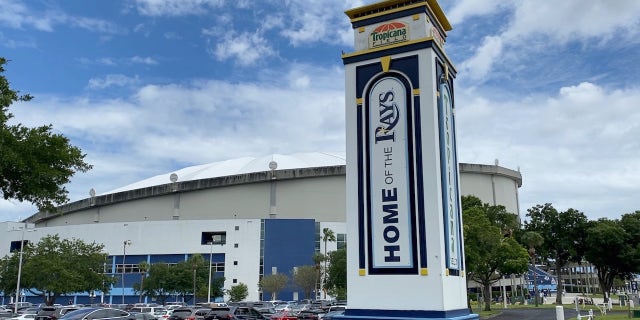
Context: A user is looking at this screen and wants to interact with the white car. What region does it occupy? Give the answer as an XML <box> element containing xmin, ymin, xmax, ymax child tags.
<box><xmin>11</xmin><ymin>314</ymin><xmax>37</xmax><ymax>320</ymax></box>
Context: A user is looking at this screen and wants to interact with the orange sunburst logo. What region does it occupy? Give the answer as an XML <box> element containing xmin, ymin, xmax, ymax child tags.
<box><xmin>369</xmin><ymin>21</ymin><xmax>409</xmax><ymax>48</ymax></box>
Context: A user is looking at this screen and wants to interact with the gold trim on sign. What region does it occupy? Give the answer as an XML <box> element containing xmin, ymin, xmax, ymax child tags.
<box><xmin>359</xmin><ymin>269</ymin><xmax>366</xmax><ymax>276</ymax></box>
<box><xmin>356</xmin><ymin>98</ymin><xmax>363</xmax><ymax>105</ymax></box>
<box><xmin>420</xmin><ymin>268</ymin><xmax>428</xmax><ymax>276</ymax></box>
<box><xmin>380</xmin><ymin>56</ymin><xmax>391</xmax><ymax>73</ymax></box>
<box><xmin>413</xmin><ymin>89</ymin><xmax>420</xmax><ymax>96</ymax></box>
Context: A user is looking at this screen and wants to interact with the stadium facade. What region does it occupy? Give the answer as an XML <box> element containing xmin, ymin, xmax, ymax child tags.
<box><xmin>0</xmin><ymin>152</ymin><xmax>521</xmax><ymax>305</ymax></box>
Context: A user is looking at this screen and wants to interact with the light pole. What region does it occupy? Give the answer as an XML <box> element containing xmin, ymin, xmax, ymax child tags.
<box><xmin>14</xmin><ymin>223</ymin><xmax>26</xmax><ymax>314</ymax></box>
<box><xmin>122</xmin><ymin>240</ymin><xmax>132</xmax><ymax>304</ymax></box>
<box><xmin>207</xmin><ymin>236</ymin><xmax>214</xmax><ymax>303</ymax></box>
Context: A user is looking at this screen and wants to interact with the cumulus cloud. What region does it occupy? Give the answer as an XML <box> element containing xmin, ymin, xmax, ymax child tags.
<box><xmin>87</xmin><ymin>74</ymin><xmax>141</xmax><ymax>90</ymax></box>
<box><xmin>451</xmin><ymin>0</ymin><xmax>640</xmax><ymax>83</ymax></box>
<box><xmin>0</xmin><ymin>1</ymin><xmax>121</xmax><ymax>34</ymax></box>
<box><xmin>130</xmin><ymin>56</ymin><xmax>158</xmax><ymax>65</ymax></box>
<box><xmin>133</xmin><ymin>0</ymin><xmax>224</xmax><ymax>16</ymax></box>
<box><xmin>206</xmin><ymin>30</ymin><xmax>275</xmax><ymax>66</ymax></box>
<box><xmin>458</xmin><ymin>36</ymin><xmax>502</xmax><ymax>81</ymax></box>
<box><xmin>455</xmin><ymin>82</ymin><xmax>640</xmax><ymax>218</ymax></box>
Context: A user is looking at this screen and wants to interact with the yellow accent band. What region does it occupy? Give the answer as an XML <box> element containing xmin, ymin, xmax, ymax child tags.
<box><xmin>445</xmin><ymin>64</ymin><xmax>449</xmax><ymax>81</ymax></box>
<box><xmin>413</xmin><ymin>14</ymin><xmax>420</xmax><ymax>21</ymax></box>
<box><xmin>359</xmin><ymin>269</ymin><xmax>366</xmax><ymax>276</ymax></box>
<box><xmin>356</xmin><ymin>98</ymin><xmax>363</xmax><ymax>105</ymax></box>
<box><xmin>420</xmin><ymin>268</ymin><xmax>428</xmax><ymax>276</ymax></box>
<box><xmin>345</xmin><ymin>0</ymin><xmax>451</xmax><ymax>32</ymax></box>
<box><xmin>413</xmin><ymin>89</ymin><xmax>420</xmax><ymax>96</ymax></box>
<box><xmin>342</xmin><ymin>37</ymin><xmax>457</xmax><ymax>73</ymax></box>
<box><xmin>445</xmin><ymin>269</ymin><xmax>450</xmax><ymax>276</ymax></box>
<box><xmin>461</xmin><ymin>270</ymin><xmax>465</xmax><ymax>277</ymax></box>
<box><xmin>380</xmin><ymin>56</ymin><xmax>391</xmax><ymax>73</ymax></box>
<box><xmin>358</xmin><ymin>26</ymin><xmax>365</xmax><ymax>33</ymax></box>
<box><xmin>436</xmin><ymin>91</ymin><xmax>440</xmax><ymax>97</ymax></box>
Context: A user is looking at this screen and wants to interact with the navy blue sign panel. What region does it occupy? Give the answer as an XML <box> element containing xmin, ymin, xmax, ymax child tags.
<box><xmin>437</xmin><ymin>69</ymin><xmax>463</xmax><ymax>275</ymax></box>
<box><xmin>355</xmin><ymin>55</ymin><xmax>426</xmax><ymax>275</ymax></box>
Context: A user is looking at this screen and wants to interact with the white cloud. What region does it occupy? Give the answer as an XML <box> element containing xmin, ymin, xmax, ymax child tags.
<box><xmin>451</xmin><ymin>0</ymin><xmax>640</xmax><ymax>82</ymax></box>
<box><xmin>458</xmin><ymin>36</ymin><xmax>502</xmax><ymax>81</ymax></box>
<box><xmin>504</xmin><ymin>1</ymin><xmax>640</xmax><ymax>44</ymax></box>
<box><xmin>446</xmin><ymin>0</ymin><xmax>511</xmax><ymax>25</ymax></box>
<box><xmin>133</xmin><ymin>0</ymin><xmax>224</xmax><ymax>16</ymax></box>
<box><xmin>0</xmin><ymin>1</ymin><xmax>121</xmax><ymax>34</ymax></box>
<box><xmin>130</xmin><ymin>56</ymin><xmax>158</xmax><ymax>65</ymax></box>
<box><xmin>208</xmin><ymin>30</ymin><xmax>275</xmax><ymax>66</ymax></box>
<box><xmin>87</xmin><ymin>74</ymin><xmax>140</xmax><ymax>89</ymax></box>
<box><xmin>456</xmin><ymin>82</ymin><xmax>640</xmax><ymax>218</ymax></box>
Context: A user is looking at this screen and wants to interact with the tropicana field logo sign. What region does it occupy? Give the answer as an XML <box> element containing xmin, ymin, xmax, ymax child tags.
<box><xmin>369</xmin><ymin>21</ymin><xmax>409</xmax><ymax>48</ymax></box>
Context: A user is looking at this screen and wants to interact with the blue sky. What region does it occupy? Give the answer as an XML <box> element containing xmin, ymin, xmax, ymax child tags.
<box><xmin>1</xmin><ymin>0</ymin><xmax>640</xmax><ymax>222</ymax></box>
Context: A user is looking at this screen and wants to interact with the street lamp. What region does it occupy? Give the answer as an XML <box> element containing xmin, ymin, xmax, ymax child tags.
<box><xmin>207</xmin><ymin>236</ymin><xmax>214</xmax><ymax>303</ymax></box>
<box><xmin>14</xmin><ymin>224</ymin><xmax>26</xmax><ymax>314</ymax></box>
<box><xmin>122</xmin><ymin>240</ymin><xmax>132</xmax><ymax>304</ymax></box>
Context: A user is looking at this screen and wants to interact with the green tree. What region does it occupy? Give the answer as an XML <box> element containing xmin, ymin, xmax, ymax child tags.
<box><xmin>136</xmin><ymin>263</ymin><xmax>174</xmax><ymax>305</ymax></box>
<box><xmin>585</xmin><ymin>211</ymin><xmax>640</xmax><ymax>302</ymax></box>
<box><xmin>0</xmin><ymin>234</ymin><xmax>114</xmax><ymax>305</ymax></box>
<box><xmin>227</xmin><ymin>283</ymin><xmax>248</xmax><ymax>302</ymax></box>
<box><xmin>324</xmin><ymin>248</ymin><xmax>346</xmax><ymax>300</ymax></box>
<box><xmin>172</xmin><ymin>255</ymin><xmax>209</xmax><ymax>303</ymax></box>
<box><xmin>259</xmin><ymin>273</ymin><xmax>288</xmax><ymax>300</ymax></box>
<box><xmin>321</xmin><ymin>228</ymin><xmax>336</xmax><ymax>299</ymax></box>
<box><xmin>293</xmin><ymin>265</ymin><xmax>317</xmax><ymax>299</ymax></box>
<box><xmin>462</xmin><ymin>195</ymin><xmax>529</xmax><ymax>311</ymax></box>
<box><xmin>524</xmin><ymin>203</ymin><xmax>589</xmax><ymax>305</ymax></box>
<box><xmin>0</xmin><ymin>57</ymin><xmax>91</xmax><ymax>212</ymax></box>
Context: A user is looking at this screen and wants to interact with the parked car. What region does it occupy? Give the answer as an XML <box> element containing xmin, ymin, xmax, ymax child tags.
<box><xmin>295</xmin><ymin>310</ymin><xmax>321</xmax><ymax>320</ymax></box>
<box><xmin>268</xmin><ymin>311</ymin><xmax>297</xmax><ymax>320</ymax></box>
<box><xmin>129</xmin><ymin>312</ymin><xmax>157</xmax><ymax>320</ymax></box>
<box><xmin>152</xmin><ymin>310</ymin><xmax>171</xmax><ymax>320</ymax></box>
<box><xmin>10</xmin><ymin>315</ymin><xmax>37</xmax><ymax>320</ymax></box>
<box><xmin>319</xmin><ymin>310</ymin><xmax>343</xmax><ymax>320</ymax></box>
<box><xmin>128</xmin><ymin>308</ymin><xmax>165</xmax><ymax>317</ymax></box>
<box><xmin>36</xmin><ymin>306</ymin><xmax>80</xmax><ymax>320</ymax></box>
<box><xmin>203</xmin><ymin>307</ymin><xmax>266</xmax><ymax>320</ymax></box>
<box><xmin>59</xmin><ymin>308</ymin><xmax>133</xmax><ymax>320</ymax></box>
<box><xmin>18</xmin><ymin>308</ymin><xmax>40</xmax><ymax>316</ymax></box>
<box><xmin>0</xmin><ymin>306</ymin><xmax>14</xmax><ymax>318</ymax></box>
<box><xmin>167</xmin><ymin>308</ymin><xmax>209</xmax><ymax>320</ymax></box>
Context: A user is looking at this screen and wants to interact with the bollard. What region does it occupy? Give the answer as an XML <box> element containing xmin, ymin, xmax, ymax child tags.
<box><xmin>555</xmin><ymin>306</ymin><xmax>564</xmax><ymax>320</ymax></box>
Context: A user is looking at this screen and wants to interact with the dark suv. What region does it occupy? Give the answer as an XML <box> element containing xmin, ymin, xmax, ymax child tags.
<box><xmin>167</xmin><ymin>308</ymin><xmax>210</xmax><ymax>320</ymax></box>
<box><xmin>204</xmin><ymin>307</ymin><xmax>266</xmax><ymax>320</ymax></box>
<box><xmin>36</xmin><ymin>307</ymin><xmax>81</xmax><ymax>320</ymax></box>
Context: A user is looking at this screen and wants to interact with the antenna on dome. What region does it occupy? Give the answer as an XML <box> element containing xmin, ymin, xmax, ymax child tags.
<box><xmin>89</xmin><ymin>188</ymin><xmax>96</xmax><ymax>206</ymax></box>
<box><xmin>269</xmin><ymin>161</ymin><xmax>278</xmax><ymax>219</ymax></box>
<box><xmin>170</xmin><ymin>173</ymin><xmax>179</xmax><ymax>192</ymax></box>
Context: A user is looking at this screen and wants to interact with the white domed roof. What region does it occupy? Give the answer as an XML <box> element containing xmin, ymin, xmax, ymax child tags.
<box><xmin>106</xmin><ymin>152</ymin><xmax>346</xmax><ymax>194</ymax></box>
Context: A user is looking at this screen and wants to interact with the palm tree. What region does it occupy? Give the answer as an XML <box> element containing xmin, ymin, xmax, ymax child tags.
<box><xmin>312</xmin><ymin>252</ymin><xmax>324</xmax><ymax>300</ymax></box>
<box><xmin>138</xmin><ymin>261</ymin><xmax>149</xmax><ymax>303</ymax></box>
<box><xmin>322</xmin><ymin>228</ymin><xmax>336</xmax><ymax>299</ymax></box>
<box><xmin>522</xmin><ymin>231</ymin><xmax>544</xmax><ymax>306</ymax></box>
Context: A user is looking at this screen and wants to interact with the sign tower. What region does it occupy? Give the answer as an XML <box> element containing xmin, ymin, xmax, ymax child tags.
<box><xmin>342</xmin><ymin>1</ymin><xmax>477</xmax><ymax>319</ymax></box>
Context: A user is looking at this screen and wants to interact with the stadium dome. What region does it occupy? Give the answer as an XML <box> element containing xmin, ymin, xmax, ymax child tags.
<box><xmin>2</xmin><ymin>152</ymin><xmax>522</xmax><ymax>305</ymax></box>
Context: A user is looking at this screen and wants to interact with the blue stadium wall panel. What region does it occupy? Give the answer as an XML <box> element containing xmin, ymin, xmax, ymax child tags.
<box><xmin>263</xmin><ymin>219</ymin><xmax>316</xmax><ymax>301</ymax></box>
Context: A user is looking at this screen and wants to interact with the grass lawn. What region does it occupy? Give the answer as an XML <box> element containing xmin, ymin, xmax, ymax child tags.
<box><xmin>472</xmin><ymin>300</ymin><xmax>639</xmax><ymax>319</ymax></box>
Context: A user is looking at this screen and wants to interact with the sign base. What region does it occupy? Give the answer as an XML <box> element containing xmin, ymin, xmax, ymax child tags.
<box><xmin>337</xmin><ymin>309</ymin><xmax>479</xmax><ymax>320</ymax></box>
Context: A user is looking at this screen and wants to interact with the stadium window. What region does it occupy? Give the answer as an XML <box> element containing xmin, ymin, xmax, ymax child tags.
<box><xmin>233</xmin><ymin>279</ymin><xmax>238</xmax><ymax>283</ymax></box>
<box><xmin>234</xmin><ymin>243</ymin><xmax>239</xmax><ymax>248</ymax></box>
<box><xmin>201</xmin><ymin>232</ymin><xmax>226</xmax><ymax>245</ymax></box>
<box><xmin>235</xmin><ymin>225</ymin><xmax>239</xmax><ymax>231</ymax></box>
<box><xmin>234</xmin><ymin>261</ymin><xmax>238</xmax><ymax>266</ymax></box>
